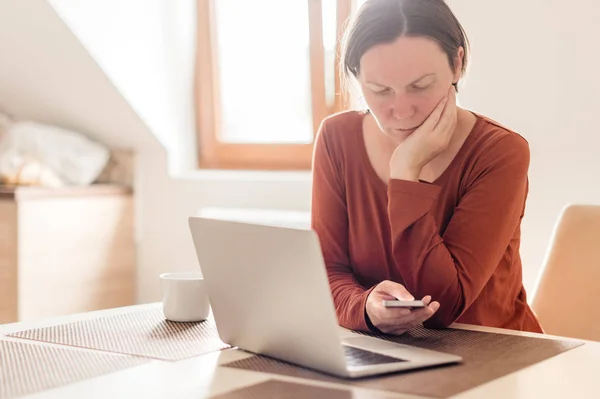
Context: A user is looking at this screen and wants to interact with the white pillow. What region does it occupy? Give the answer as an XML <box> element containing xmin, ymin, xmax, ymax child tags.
<box><xmin>0</xmin><ymin>117</ymin><xmax>110</xmax><ymax>186</ymax></box>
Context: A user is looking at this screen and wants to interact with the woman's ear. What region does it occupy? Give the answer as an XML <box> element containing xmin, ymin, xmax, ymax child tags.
<box><xmin>453</xmin><ymin>46</ymin><xmax>465</xmax><ymax>83</ymax></box>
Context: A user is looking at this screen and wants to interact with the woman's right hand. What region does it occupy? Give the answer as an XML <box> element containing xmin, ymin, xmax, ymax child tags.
<box><xmin>365</xmin><ymin>280</ymin><xmax>440</xmax><ymax>335</ymax></box>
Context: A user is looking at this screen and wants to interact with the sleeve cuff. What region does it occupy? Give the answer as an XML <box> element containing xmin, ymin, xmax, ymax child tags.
<box><xmin>386</xmin><ymin>179</ymin><xmax>441</xmax><ymax>242</ymax></box>
<box><xmin>355</xmin><ymin>285</ymin><xmax>378</xmax><ymax>332</ymax></box>
<box><xmin>388</xmin><ymin>179</ymin><xmax>441</xmax><ymax>200</ymax></box>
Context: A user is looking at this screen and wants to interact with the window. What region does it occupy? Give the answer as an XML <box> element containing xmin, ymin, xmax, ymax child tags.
<box><xmin>195</xmin><ymin>0</ymin><xmax>356</xmax><ymax>170</ymax></box>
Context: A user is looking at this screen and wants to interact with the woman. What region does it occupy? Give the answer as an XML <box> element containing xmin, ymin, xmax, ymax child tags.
<box><xmin>311</xmin><ymin>0</ymin><xmax>543</xmax><ymax>335</ymax></box>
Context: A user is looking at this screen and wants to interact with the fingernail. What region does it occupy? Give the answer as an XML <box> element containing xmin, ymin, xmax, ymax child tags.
<box><xmin>431</xmin><ymin>302</ymin><xmax>440</xmax><ymax>311</ymax></box>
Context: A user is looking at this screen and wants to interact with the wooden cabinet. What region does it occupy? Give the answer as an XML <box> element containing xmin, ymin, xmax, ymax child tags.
<box><xmin>0</xmin><ymin>185</ymin><xmax>135</xmax><ymax>323</ymax></box>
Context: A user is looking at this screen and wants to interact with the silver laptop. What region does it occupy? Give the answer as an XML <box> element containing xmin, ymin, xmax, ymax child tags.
<box><xmin>188</xmin><ymin>216</ymin><xmax>462</xmax><ymax>379</ymax></box>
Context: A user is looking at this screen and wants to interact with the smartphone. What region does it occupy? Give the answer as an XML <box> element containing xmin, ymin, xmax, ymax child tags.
<box><xmin>382</xmin><ymin>300</ymin><xmax>426</xmax><ymax>308</ymax></box>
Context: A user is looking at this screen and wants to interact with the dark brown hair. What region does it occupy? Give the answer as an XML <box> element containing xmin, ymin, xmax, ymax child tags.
<box><xmin>340</xmin><ymin>0</ymin><xmax>470</xmax><ymax>90</ymax></box>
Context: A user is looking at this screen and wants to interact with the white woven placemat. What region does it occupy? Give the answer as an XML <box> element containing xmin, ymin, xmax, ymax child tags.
<box><xmin>0</xmin><ymin>339</ymin><xmax>147</xmax><ymax>399</ymax></box>
<box><xmin>8</xmin><ymin>304</ymin><xmax>230</xmax><ymax>361</ymax></box>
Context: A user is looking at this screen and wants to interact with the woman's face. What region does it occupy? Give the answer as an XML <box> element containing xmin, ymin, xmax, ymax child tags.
<box><xmin>358</xmin><ymin>36</ymin><xmax>462</xmax><ymax>142</ymax></box>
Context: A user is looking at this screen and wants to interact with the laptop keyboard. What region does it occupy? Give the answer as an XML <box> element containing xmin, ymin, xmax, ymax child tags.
<box><xmin>342</xmin><ymin>345</ymin><xmax>407</xmax><ymax>367</ymax></box>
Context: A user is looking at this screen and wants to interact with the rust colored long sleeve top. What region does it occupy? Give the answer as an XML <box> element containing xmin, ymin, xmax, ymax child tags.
<box><xmin>311</xmin><ymin>110</ymin><xmax>543</xmax><ymax>333</ymax></box>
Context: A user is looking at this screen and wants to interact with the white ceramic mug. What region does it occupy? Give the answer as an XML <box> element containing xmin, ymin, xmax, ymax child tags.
<box><xmin>159</xmin><ymin>272</ymin><xmax>211</xmax><ymax>322</ymax></box>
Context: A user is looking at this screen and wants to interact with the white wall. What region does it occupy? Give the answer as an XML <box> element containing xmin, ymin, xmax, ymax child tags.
<box><xmin>449</xmin><ymin>0</ymin><xmax>600</xmax><ymax>289</ymax></box>
<box><xmin>136</xmin><ymin>148</ymin><xmax>311</xmax><ymax>303</ymax></box>
<box><xmin>1</xmin><ymin>0</ymin><xmax>598</xmax><ymax>305</ymax></box>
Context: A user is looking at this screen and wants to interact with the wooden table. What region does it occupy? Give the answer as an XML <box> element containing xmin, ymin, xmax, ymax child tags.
<box><xmin>1</xmin><ymin>303</ymin><xmax>599</xmax><ymax>399</ymax></box>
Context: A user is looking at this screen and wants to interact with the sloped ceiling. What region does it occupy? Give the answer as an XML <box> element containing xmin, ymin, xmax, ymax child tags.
<box><xmin>0</xmin><ymin>0</ymin><xmax>155</xmax><ymax>149</ymax></box>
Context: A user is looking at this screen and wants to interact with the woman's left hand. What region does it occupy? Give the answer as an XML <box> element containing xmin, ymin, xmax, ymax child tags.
<box><xmin>389</xmin><ymin>85</ymin><xmax>458</xmax><ymax>181</ymax></box>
